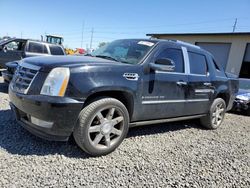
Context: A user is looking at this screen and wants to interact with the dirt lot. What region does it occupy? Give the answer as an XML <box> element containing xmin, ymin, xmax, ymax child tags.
<box><xmin>0</xmin><ymin>76</ymin><xmax>249</xmax><ymax>187</ymax></box>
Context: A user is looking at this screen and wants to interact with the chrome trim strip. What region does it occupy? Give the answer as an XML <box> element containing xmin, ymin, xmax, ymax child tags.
<box><xmin>155</xmin><ymin>71</ymin><xmax>186</xmax><ymax>75</ymax></box>
<box><xmin>181</xmin><ymin>46</ymin><xmax>190</xmax><ymax>74</ymax></box>
<box><xmin>19</xmin><ymin>61</ymin><xmax>40</xmax><ymax>71</ymax></box>
<box><xmin>189</xmin><ymin>73</ymin><xmax>207</xmax><ymax>77</ymax></box>
<box><xmin>24</xmin><ymin>72</ymin><xmax>38</xmax><ymax>94</ymax></box>
<box><xmin>195</xmin><ymin>89</ymin><xmax>214</xmax><ymax>93</ymax></box>
<box><xmin>142</xmin><ymin>99</ymin><xmax>209</xmax><ymax>104</ymax></box>
<box><xmin>176</xmin><ymin>40</ymin><xmax>201</xmax><ymax>49</ymax></box>
<box><xmin>130</xmin><ymin>114</ymin><xmax>206</xmax><ymax>127</ymax></box>
<box><xmin>216</xmin><ymin>76</ymin><xmax>227</xmax><ymax>79</ymax></box>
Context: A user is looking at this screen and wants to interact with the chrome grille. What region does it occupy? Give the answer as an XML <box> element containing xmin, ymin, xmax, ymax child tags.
<box><xmin>12</xmin><ymin>63</ymin><xmax>39</xmax><ymax>94</ymax></box>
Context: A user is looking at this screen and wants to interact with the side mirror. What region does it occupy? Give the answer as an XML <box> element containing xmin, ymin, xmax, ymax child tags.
<box><xmin>150</xmin><ymin>58</ymin><xmax>175</xmax><ymax>72</ymax></box>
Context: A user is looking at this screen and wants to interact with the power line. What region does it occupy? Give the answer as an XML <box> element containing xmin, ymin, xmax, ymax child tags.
<box><xmin>56</xmin><ymin>17</ymin><xmax>246</xmax><ymax>34</ymax></box>
<box><xmin>232</xmin><ymin>18</ymin><xmax>238</xmax><ymax>32</ymax></box>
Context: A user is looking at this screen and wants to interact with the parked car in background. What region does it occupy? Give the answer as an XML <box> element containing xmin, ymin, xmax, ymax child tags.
<box><xmin>9</xmin><ymin>39</ymin><xmax>238</xmax><ymax>156</ymax></box>
<box><xmin>232</xmin><ymin>78</ymin><xmax>250</xmax><ymax>115</ymax></box>
<box><xmin>1</xmin><ymin>61</ymin><xmax>19</xmax><ymax>83</ymax></box>
<box><xmin>0</xmin><ymin>38</ymin><xmax>65</xmax><ymax>68</ymax></box>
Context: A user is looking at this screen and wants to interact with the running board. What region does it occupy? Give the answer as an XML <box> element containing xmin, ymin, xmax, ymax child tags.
<box><xmin>129</xmin><ymin>114</ymin><xmax>206</xmax><ymax>127</ymax></box>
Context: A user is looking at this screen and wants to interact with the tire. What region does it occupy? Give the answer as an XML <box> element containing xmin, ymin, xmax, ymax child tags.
<box><xmin>200</xmin><ymin>98</ymin><xmax>226</xmax><ymax>129</ymax></box>
<box><xmin>73</xmin><ymin>97</ymin><xmax>129</xmax><ymax>156</ymax></box>
<box><xmin>3</xmin><ymin>79</ymin><xmax>9</xmax><ymax>84</ymax></box>
<box><xmin>245</xmin><ymin>107</ymin><xmax>250</xmax><ymax>116</ymax></box>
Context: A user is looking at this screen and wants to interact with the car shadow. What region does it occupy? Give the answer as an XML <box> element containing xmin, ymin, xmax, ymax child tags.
<box><xmin>228</xmin><ymin>110</ymin><xmax>250</xmax><ymax>117</ymax></box>
<box><xmin>127</xmin><ymin>119</ymin><xmax>201</xmax><ymax>138</ymax></box>
<box><xmin>0</xmin><ymin>109</ymin><xmax>91</xmax><ymax>158</ymax></box>
<box><xmin>0</xmin><ymin>82</ymin><xmax>8</xmax><ymax>93</ymax></box>
<box><xmin>0</xmin><ymin>108</ymin><xmax>203</xmax><ymax>158</ymax></box>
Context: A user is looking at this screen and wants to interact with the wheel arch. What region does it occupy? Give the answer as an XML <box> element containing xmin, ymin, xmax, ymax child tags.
<box><xmin>83</xmin><ymin>90</ymin><xmax>134</xmax><ymax>119</ymax></box>
<box><xmin>215</xmin><ymin>92</ymin><xmax>230</xmax><ymax>107</ymax></box>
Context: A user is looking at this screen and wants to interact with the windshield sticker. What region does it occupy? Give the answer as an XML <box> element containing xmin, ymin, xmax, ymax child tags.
<box><xmin>138</xmin><ymin>41</ymin><xmax>154</xmax><ymax>47</ymax></box>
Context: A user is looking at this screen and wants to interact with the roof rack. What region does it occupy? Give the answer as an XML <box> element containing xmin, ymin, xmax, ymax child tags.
<box><xmin>170</xmin><ymin>39</ymin><xmax>201</xmax><ymax>49</ymax></box>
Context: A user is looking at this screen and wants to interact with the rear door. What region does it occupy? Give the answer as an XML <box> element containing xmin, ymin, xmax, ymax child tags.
<box><xmin>25</xmin><ymin>41</ymin><xmax>49</xmax><ymax>57</ymax></box>
<box><xmin>185</xmin><ymin>51</ymin><xmax>213</xmax><ymax>115</ymax></box>
<box><xmin>49</xmin><ymin>45</ymin><xmax>65</xmax><ymax>55</ymax></box>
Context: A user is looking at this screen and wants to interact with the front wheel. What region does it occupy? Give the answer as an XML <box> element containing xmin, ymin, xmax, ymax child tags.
<box><xmin>73</xmin><ymin>97</ymin><xmax>129</xmax><ymax>156</ymax></box>
<box><xmin>200</xmin><ymin>98</ymin><xmax>226</xmax><ymax>129</ymax></box>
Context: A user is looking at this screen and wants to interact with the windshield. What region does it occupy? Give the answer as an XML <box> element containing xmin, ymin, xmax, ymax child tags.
<box><xmin>0</xmin><ymin>38</ymin><xmax>13</xmax><ymax>45</ymax></box>
<box><xmin>91</xmin><ymin>39</ymin><xmax>156</xmax><ymax>64</ymax></box>
<box><xmin>239</xmin><ymin>79</ymin><xmax>250</xmax><ymax>90</ymax></box>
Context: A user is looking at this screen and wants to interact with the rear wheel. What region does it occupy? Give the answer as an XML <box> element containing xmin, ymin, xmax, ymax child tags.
<box><xmin>73</xmin><ymin>97</ymin><xmax>129</xmax><ymax>156</ymax></box>
<box><xmin>245</xmin><ymin>107</ymin><xmax>250</xmax><ymax>116</ymax></box>
<box><xmin>200</xmin><ymin>98</ymin><xmax>226</xmax><ymax>129</ymax></box>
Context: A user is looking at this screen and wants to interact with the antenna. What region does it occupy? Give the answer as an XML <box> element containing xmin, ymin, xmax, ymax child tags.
<box><xmin>232</xmin><ymin>18</ymin><xmax>237</xmax><ymax>32</ymax></box>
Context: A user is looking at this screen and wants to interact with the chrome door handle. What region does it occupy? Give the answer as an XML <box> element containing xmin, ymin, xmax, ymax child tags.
<box><xmin>176</xmin><ymin>81</ymin><xmax>187</xmax><ymax>86</ymax></box>
<box><xmin>204</xmin><ymin>82</ymin><xmax>212</xmax><ymax>87</ymax></box>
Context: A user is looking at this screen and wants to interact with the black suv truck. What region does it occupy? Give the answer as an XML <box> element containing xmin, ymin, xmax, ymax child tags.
<box><xmin>0</xmin><ymin>38</ymin><xmax>65</xmax><ymax>69</ymax></box>
<box><xmin>0</xmin><ymin>38</ymin><xmax>65</xmax><ymax>83</ymax></box>
<box><xmin>9</xmin><ymin>39</ymin><xmax>238</xmax><ymax>156</ymax></box>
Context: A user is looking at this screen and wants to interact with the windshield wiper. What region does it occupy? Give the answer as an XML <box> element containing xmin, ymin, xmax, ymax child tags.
<box><xmin>95</xmin><ymin>55</ymin><xmax>119</xmax><ymax>62</ymax></box>
<box><xmin>84</xmin><ymin>53</ymin><xmax>93</xmax><ymax>56</ymax></box>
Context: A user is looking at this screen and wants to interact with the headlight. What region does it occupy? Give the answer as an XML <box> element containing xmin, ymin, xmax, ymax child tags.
<box><xmin>40</xmin><ymin>67</ymin><xmax>70</xmax><ymax>97</ymax></box>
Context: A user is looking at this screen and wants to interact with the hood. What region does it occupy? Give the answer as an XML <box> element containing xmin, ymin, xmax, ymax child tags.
<box><xmin>21</xmin><ymin>55</ymin><xmax>123</xmax><ymax>71</ymax></box>
<box><xmin>0</xmin><ymin>38</ymin><xmax>15</xmax><ymax>46</ymax></box>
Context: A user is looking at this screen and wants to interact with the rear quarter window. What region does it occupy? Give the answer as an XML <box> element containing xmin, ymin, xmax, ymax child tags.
<box><xmin>49</xmin><ymin>45</ymin><xmax>64</xmax><ymax>55</ymax></box>
<box><xmin>188</xmin><ymin>52</ymin><xmax>207</xmax><ymax>75</ymax></box>
<box><xmin>27</xmin><ymin>42</ymin><xmax>48</xmax><ymax>54</ymax></box>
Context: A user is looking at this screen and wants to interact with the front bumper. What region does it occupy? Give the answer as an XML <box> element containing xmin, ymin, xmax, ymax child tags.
<box><xmin>9</xmin><ymin>88</ymin><xmax>84</xmax><ymax>141</ymax></box>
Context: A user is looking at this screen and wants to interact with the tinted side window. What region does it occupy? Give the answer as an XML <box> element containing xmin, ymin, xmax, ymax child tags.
<box><xmin>188</xmin><ymin>52</ymin><xmax>207</xmax><ymax>75</ymax></box>
<box><xmin>5</xmin><ymin>41</ymin><xmax>19</xmax><ymax>51</ymax></box>
<box><xmin>156</xmin><ymin>48</ymin><xmax>184</xmax><ymax>73</ymax></box>
<box><xmin>28</xmin><ymin>42</ymin><xmax>48</xmax><ymax>54</ymax></box>
<box><xmin>49</xmin><ymin>45</ymin><xmax>64</xmax><ymax>55</ymax></box>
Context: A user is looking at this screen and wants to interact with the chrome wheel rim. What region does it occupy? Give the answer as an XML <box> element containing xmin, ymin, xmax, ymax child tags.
<box><xmin>88</xmin><ymin>107</ymin><xmax>124</xmax><ymax>149</ymax></box>
<box><xmin>212</xmin><ymin>103</ymin><xmax>225</xmax><ymax>127</ymax></box>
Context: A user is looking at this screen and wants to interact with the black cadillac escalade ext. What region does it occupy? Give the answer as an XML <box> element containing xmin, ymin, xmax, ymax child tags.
<box><xmin>9</xmin><ymin>39</ymin><xmax>238</xmax><ymax>156</ymax></box>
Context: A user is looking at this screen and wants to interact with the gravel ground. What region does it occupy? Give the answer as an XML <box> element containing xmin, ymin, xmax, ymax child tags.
<box><xmin>0</xmin><ymin>77</ymin><xmax>249</xmax><ymax>187</ymax></box>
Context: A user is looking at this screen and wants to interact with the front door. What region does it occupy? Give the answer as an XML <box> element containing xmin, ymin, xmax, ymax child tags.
<box><xmin>139</xmin><ymin>47</ymin><xmax>189</xmax><ymax>121</ymax></box>
<box><xmin>0</xmin><ymin>40</ymin><xmax>25</xmax><ymax>68</ymax></box>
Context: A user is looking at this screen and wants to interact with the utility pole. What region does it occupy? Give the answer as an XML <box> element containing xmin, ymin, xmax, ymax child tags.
<box><xmin>232</xmin><ymin>18</ymin><xmax>237</xmax><ymax>32</ymax></box>
<box><xmin>90</xmin><ymin>28</ymin><xmax>94</xmax><ymax>50</ymax></box>
<box><xmin>81</xmin><ymin>21</ymin><xmax>85</xmax><ymax>48</ymax></box>
<box><xmin>86</xmin><ymin>44</ymin><xmax>89</xmax><ymax>52</ymax></box>
<box><xmin>21</xmin><ymin>32</ymin><xmax>22</xmax><ymax>39</ymax></box>
<box><xmin>44</xmin><ymin>32</ymin><xmax>47</xmax><ymax>42</ymax></box>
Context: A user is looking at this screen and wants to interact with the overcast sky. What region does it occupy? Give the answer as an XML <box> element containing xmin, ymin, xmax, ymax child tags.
<box><xmin>0</xmin><ymin>0</ymin><xmax>249</xmax><ymax>49</ymax></box>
